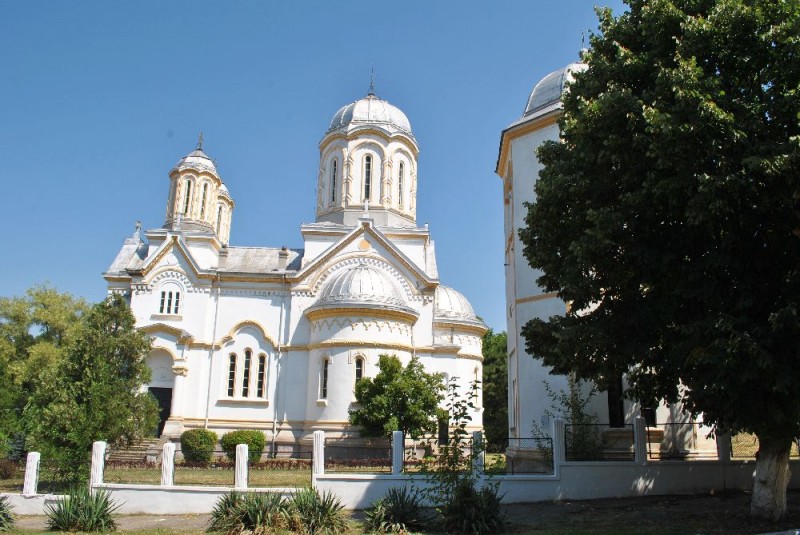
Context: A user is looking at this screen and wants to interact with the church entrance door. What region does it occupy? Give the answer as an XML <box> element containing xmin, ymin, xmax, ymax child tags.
<box><xmin>149</xmin><ymin>387</ymin><xmax>173</xmax><ymax>437</ymax></box>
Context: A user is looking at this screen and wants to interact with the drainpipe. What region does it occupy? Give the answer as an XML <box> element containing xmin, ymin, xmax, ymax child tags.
<box><xmin>204</xmin><ymin>272</ymin><xmax>222</xmax><ymax>429</ymax></box>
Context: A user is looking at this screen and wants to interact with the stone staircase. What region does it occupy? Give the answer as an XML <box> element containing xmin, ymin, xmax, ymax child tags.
<box><xmin>106</xmin><ymin>437</ymin><xmax>162</xmax><ymax>464</ymax></box>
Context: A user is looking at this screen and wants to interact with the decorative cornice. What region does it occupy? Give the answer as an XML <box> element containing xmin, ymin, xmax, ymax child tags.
<box><xmin>496</xmin><ymin>111</ymin><xmax>560</xmax><ymax>177</ymax></box>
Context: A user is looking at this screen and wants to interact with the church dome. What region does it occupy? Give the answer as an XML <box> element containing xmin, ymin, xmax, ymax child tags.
<box><xmin>219</xmin><ymin>182</ymin><xmax>231</xmax><ymax>198</ymax></box>
<box><xmin>175</xmin><ymin>147</ymin><xmax>218</xmax><ymax>175</ymax></box>
<box><xmin>523</xmin><ymin>62</ymin><xmax>587</xmax><ymax>117</ymax></box>
<box><xmin>434</xmin><ymin>286</ymin><xmax>485</xmax><ymax>328</ymax></box>
<box><xmin>309</xmin><ymin>263</ymin><xmax>417</xmax><ymax>317</ymax></box>
<box><xmin>329</xmin><ymin>93</ymin><xmax>413</xmax><ymax>135</ymax></box>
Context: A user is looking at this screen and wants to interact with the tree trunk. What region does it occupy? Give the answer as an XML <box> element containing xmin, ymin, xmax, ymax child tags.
<box><xmin>750</xmin><ymin>434</ymin><xmax>792</xmax><ymax>521</ymax></box>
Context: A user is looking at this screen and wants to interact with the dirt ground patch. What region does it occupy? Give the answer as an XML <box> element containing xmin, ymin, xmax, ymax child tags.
<box><xmin>11</xmin><ymin>490</ymin><xmax>800</xmax><ymax>534</ymax></box>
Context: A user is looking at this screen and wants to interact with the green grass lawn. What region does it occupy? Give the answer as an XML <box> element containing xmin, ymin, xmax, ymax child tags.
<box><xmin>102</xmin><ymin>465</ymin><xmax>311</xmax><ymax>487</ymax></box>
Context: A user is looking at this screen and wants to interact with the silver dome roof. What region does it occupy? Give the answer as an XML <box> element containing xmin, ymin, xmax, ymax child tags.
<box><xmin>309</xmin><ymin>263</ymin><xmax>417</xmax><ymax>317</ymax></box>
<box><xmin>523</xmin><ymin>62</ymin><xmax>587</xmax><ymax>117</ymax></box>
<box><xmin>329</xmin><ymin>94</ymin><xmax>413</xmax><ymax>136</ymax></box>
<box><xmin>175</xmin><ymin>148</ymin><xmax>218</xmax><ymax>175</ymax></box>
<box><xmin>434</xmin><ymin>286</ymin><xmax>485</xmax><ymax>328</ymax></box>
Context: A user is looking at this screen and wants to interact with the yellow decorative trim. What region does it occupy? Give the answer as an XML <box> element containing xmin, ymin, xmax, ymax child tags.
<box><xmin>432</xmin><ymin>322</ymin><xmax>488</xmax><ymax>336</ymax></box>
<box><xmin>515</xmin><ymin>292</ymin><xmax>559</xmax><ymax>305</ymax></box>
<box><xmin>218</xmin><ymin>320</ymin><xmax>278</xmax><ymax>348</ymax></box>
<box><xmin>496</xmin><ymin>112</ymin><xmax>560</xmax><ymax>177</ymax></box>
<box><xmin>319</xmin><ymin>129</ymin><xmax>419</xmax><ymax>156</ymax></box>
<box><xmin>306</xmin><ymin>340</ymin><xmax>414</xmax><ymax>352</ymax></box>
<box><xmin>150</xmin><ymin>345</ymin><xmax>181</xmax><ymax>363</ymax></box>
<box><xmin>306</xmin><ymin>307</ymin><xmax>418</xmax><ymax>324</ymax></box>
<box><xmin>141</xmin><ymin>324</ymin><xmax>195</xmax><ymax>345</ymax></box>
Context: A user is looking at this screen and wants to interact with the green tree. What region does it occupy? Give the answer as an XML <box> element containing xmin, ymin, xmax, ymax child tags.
<box><xmin>0</xmin><ymin>286</ymin><xmax>88</xmax><ymax>453</ymax></box>
<box><xmin>481</xmin><ymin>329</ymin><xmax>508</xmax><ymax>448</ymax></box>
<box><xmin>25</xmin><ymin>294</ymin><xmax>158</xmax><ymax>483</ymax></box>
<box><xmin>349</xmin><ymin>355</ymin><xmax>444</xmax><ymax>439</ymax></box>
<box><xmin>519</xmin><ymin>0</ymin><xmax>800</xmax><ymax>521</ymax></box>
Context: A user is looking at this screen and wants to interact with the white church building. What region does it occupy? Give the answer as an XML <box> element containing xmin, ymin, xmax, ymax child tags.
<box><xmin>105</xmin><ymin>87</ymin><xmax>487</xmax><ymax>451</ymax></box>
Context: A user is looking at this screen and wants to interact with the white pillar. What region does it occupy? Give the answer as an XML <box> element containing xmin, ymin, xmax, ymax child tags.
<box><xmin>89</xmin><ymin>441</ymin><xmax>107</xmax><ymax>490</ymax></box>
<box><xmin>552</xmin><ymin>417</ymin><xmax>566</xmax><ymax>466</ymax></box>
<box><xmin>391</xmin><ymin>431</ymin><xmax>404</xmax><ymax>475</ymax></box>
<box><xmin>235</xmin><ymin>444</ymin><xmax>249</xmax><ymax>489</ymax></box>
<box><xmin>22</xmin><ymin>452</ymin><xmax>40</xmax><ymax>496</ymax></box>
<box><xmin>717</xmin><ymin>432</ymin><xmax>732</xmax><ymax>462</ymax></box>
<box><xmin>161</xmin><ymin>442</ymin><xmax>176</xmax><ymax>486</ymax></box>
<box><xmin>313</xmin><ymin>430</ymin><xmax>325</xmax><ymax>476</ymax></box>
<box><xmin>634</xmin><ymin>416</ymin><xmax>648</xmax><ymax>465</ymax></box>
<box><xmin>472</xmin><ymin>431</ymin><xmax>484</xmax><ymax>474</ymax></box>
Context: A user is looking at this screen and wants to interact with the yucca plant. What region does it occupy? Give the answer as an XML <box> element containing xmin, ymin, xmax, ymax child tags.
<box><xmin>0</xmin><ymin>496</ymin><xmax>15</xmax><ymax>532</ymax></box>
<box><xmin>208</xmin><ymin>491</ymin><xmax>288</xmax><ymax>534</ymax></box>
<box><xmin>363</xmin><ymin>487</ymin><xmax>432</xmax><ymax>533</ymax></box>
<box><xmin>45</xmin><ymin>487</ymin><xmax>120</xmax><ymax>532</ymax></box>
<box><xmin>287</xmin><ymin>488</ymin><xmax>347</xmax><ymax>534</ymax></box>
<box><xmin>438</xmin><ymin>480</ymin><xmax>505</xmax><ymax>535</ymax></box>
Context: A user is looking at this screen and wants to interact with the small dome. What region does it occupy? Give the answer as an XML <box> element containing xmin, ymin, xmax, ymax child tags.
<box><xmin>310</xmin><ymin>263</ymin><xmax>417</xmax><ymax>317</ymax></box>
<box><xmin>434</xmin><ymin>286</ymin><xmax>485</xmax><ymax>328</ymax></box>
<box><xmin>219</xmin><ymin>182</ymin><xmax>231</xmax><ymax>198</ymax></box>
<box><xmin>176</xmin><ymin>148</ymin><xmax>218</xmax><ymax>175</ymax></box>
<box><xmin>329</xmin><ymin>94</ymin><xmax>413</xmax><ymax>136</ymax></box>
<box><xmin>523</xmin><ymin>62</ymin><xmax>587</xmax><ymax>117</ymax></box>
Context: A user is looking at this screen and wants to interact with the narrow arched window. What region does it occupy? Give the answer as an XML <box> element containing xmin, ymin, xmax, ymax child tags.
<box><xmin>242</xmin><ymin>349</ymin><xmax>252</xmax><ymax>397</ymax></box>
<box><xmin>166</xmin><ymin>291</ymin><xmax>173</xmax><ymax>313</ymax></box>
<box><xmin>355</xmin><ymin>357</ymin><xmax>364</xmax><ymax>383</ymax></box>
<box><xmin>257</xmin><ymin>354</ymin><xmax>267</xmax><ymax>398</ymax></box>
<box><xmin>363</xmin><ymin>155</ymin><xmax>372</xmax><ymax>201</ymax></box>
<box><xmin>321</xmin><ymin>359</ymin><xmax>329</xmax><ymax>399</ymax></box>
<box><xmin>227</xmin><ymin>354</ymin><xmax>237</xmax><ymax>397</ymax></box>
<box><xmin>159</xmin><ymin>291</ymin><xmax>166</xmax><ymax>314</ymax></box>
<box><xmin>216</xmin><ymin>206</ymin><xmax>223</xmax><ymax>234</ymax></box>
<box><xmin>172</xmin><ymin>291</ymin><xmax>180</xmax><ymax>314</ymax></box>
<box><xmin>200</xmin><ymin>183</ymin><xmax>208</xmax><ymax>219</ymax></box>
<box><xmin>183</xmin><ymin>180</ymin><xmax>192</xmax><ymax>215</ymax></box>
<box><xmin>398</xmin><ymin>162</ymin><xmax>404</xmax><ymax>207</ymax></box>
<box><xmin>330</xmin><ymin>160</ymin><xmax>338</xmax><ymax>204</ymax></box>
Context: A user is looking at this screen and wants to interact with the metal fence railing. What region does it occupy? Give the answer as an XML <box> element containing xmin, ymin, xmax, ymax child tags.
<box><xmin>402</xmin><ymin>436</ymin><xmax>474</xmax><ymax>473</ymax></box>
<box><xmin>323</xmin><ymin>437</ymin><xmax>391</xmax><ymax>473</ymax></box>
<box><xmin>730</xmin><ymin>434</ymin><xmax>800</xmax><ymax>460</ymax></box>
<box><xmin>646</xmin><ymin>422</ymin><xmax>718</xmax><ymax>460</ymax></box>
<box><xmin>485</xmin><ymin>437</ymin><xmax>554</xmax><ymax>474</ymax></box>
<box><xmin>565</xmin><ymin>423</ymin><xmax>635</xmax><ymax>461</ymax></box>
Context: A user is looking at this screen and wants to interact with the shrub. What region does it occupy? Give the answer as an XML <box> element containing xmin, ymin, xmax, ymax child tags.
<box><xmin>0</xmin><ymin>496</ymin><xmax>15</xmax><ymax>532</ymax></box>
<box><xmin>363</xmin><ymin>486</ymin><xmax>432</xmax><ymax>533</ymax></box>
<box><xmin>221</xmin><ymin>430</ymin><xmax>266</xmax><ymax>463</ymax></box>
<box><xmin>0</xmin><ymin>460</ymin><xmax>17</xmax><ymax>480</ymax></box>
<box><xmin>287</xmin><ymin>488</ymin><xmax>347</xmax><ymax>534</ymax></box>
<box><xmin>45</xmin><ymin>487</ymin><xmax>120</xmax><ymax>532</ymax></box>
<box><xmin>181</xmin><ymin>429</ymin><xmax>218</xmax><ymax>465</ymax></box>
<box><xmin>208</xmin><ymin>491</ymin><xmax>288</xmax><ymax>534</ymax></box>
<box><xmin>438</xmin><ymin>480</ymin><xmax>505</xmax><ymax>535</ymax></box>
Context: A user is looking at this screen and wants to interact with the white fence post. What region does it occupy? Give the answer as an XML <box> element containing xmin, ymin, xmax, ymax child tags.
<box><xmin>89</xmin><ymin>441</ymin><xmax>107</xmax><ymax>491</ymax></box>
<box><xmin>552</xmin><ymin>417</ymin><xmax>566</xmax><ymax>467</ymax></box>
<box><xmin>235</xmin><ymin>444</ymin><xmax>249</xmax><ymax>489</ymax></box>
<box><xmin>22</xmin><ymin>451</ymin><xmax>40</xmax><ymax>496</ymax></box>
<box><xmin>313</xmin><ymin>430</ymin><xmax>325</xmax><ymax>477</ymax></box>
<box><xmin>392</xmin><ymin>431</ymin><xmax>404</xmax><ymax>475</ymax></box>
<box><xmin>472</xmin><ymin>430</ymin><xmax>484</xmax><ymax>474</ymax></box>
<box><xmin>161</xmin><ymin>442</ymin><xmax>176</xmax><ymax>486</ymax></box>
<box><xmin>634</xmin><ymin>416</ymin><xmax>648</xmax><ymax>465</ymax></box>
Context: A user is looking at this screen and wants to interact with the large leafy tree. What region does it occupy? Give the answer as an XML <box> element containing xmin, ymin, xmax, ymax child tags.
<box><xmin>0</xmin><ymin>286</ymin><xmax>88</xmax><ymax>453</ymax></box>
<box><xmin>520</xmin><ymin>0</ymin><xmax>800</xmax><ymax>521</ymax></box>
<box><xmin>481</xmin><ymin>329</ymin><xmax>508</xmax><ymax>447</ymax></box>
<box><xmin>25</xmin><ymin>294</ymin><xmax>158</xmax><ymax>483</ymax></box>
<box><xmin>349</xmin><ymin>354</ymin><xmax>444</xmax><ymax>439</ymax></box>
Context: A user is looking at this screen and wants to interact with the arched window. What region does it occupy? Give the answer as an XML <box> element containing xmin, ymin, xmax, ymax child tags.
<box><xmin>330</xmin><ymin>160</ymin><xmax>338</xmax><ymax>204</ymax></box>
<box><xmin>200</xmin><ymin>183</ymin><xmax>209</xmax><ymax>219</ymax></box>
<box><xmin>183</xmin><ymin>180</ymin><xmax>192</xmax><ymax>215</ymax></box>
<box><xmin>321</xmin><ymin>359</ymin><xmax>329</xmax><ymax>399</ymax></box>
<box><xmin>216</xmin><ymin>206</ymin><xmax>223</xmax><ymax>234</ymax></box>
<box><xmin>397</xmin><ymin>162</ymin><xmax>404</xmax><ymax>207</ymax></box>
<box><xmin>227</xmin><ymin>354</ymin><xmax>237</xmax><ymax>397</ymax></box>
<box><xmin>256</xmin><ymin>354</ymin><xmax>267</xmax><ymax>398</ymax></box>
<box><xmin>158</xmin><ymin>287</ymin><xmax>181</xmax><ymax>314</ymax></box>
<box><xmin>355</xmin><ymin>356</ymin><xmax>364</xmax><ymax>383</ymax></box>
<box><xmin>242</xmin><ymin>349</ymin><xmax>252</xmax><ymax>397</ymax></box>
<box><xmin>363</xmin><ymin>155</ymin><xmax>372</xmax><ymax>201</ymax></box>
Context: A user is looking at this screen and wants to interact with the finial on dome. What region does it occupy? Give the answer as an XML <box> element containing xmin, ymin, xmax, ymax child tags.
<box><xmin>133</xmin><ymin>220</ymin><xmax>142</xmax><ymax>241</ymax></box>
<box><xmin>367</xmin><ymin>66</ymin><xmax>376</xmax><ymax>97</ymax></box>
<box><xmin>579</xmin><ymin>31</ymin><xmax>589</xmax><ymax>59</ymax></box>
<box><xmin>196</xmin><ymin>131</ymin><xmax>204</xmax><ymax>150</ymax></box>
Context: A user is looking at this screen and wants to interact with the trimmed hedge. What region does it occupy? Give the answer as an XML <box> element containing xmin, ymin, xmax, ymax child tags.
<box><xmin>180</xmin><ymin>429</ymin><xmax>217</xmax><ymax>465</ymax></box>
<box><xmin>221</xmin><ymin>430</ymin><xmax>266</xmax><ymax>463</ymax></box>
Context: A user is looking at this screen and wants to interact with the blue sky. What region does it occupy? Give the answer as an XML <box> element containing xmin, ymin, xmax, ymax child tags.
<box><xmin>0</xmin><ymin>1</ymin><xmax>625</xmax><ymax>332</ymax></box>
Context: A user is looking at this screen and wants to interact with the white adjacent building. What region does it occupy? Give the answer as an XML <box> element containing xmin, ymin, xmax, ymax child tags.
<box><xmin>105</xmin><ymin>88</ymin><xmax>486</xmax><ymax>451</ymax></box>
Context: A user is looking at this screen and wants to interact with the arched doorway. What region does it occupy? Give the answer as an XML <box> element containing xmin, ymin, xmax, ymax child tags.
<box><xmin>148</xmin><ymin>350</ymin><xmax>176</xmax><ymax>437</ymax></box>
